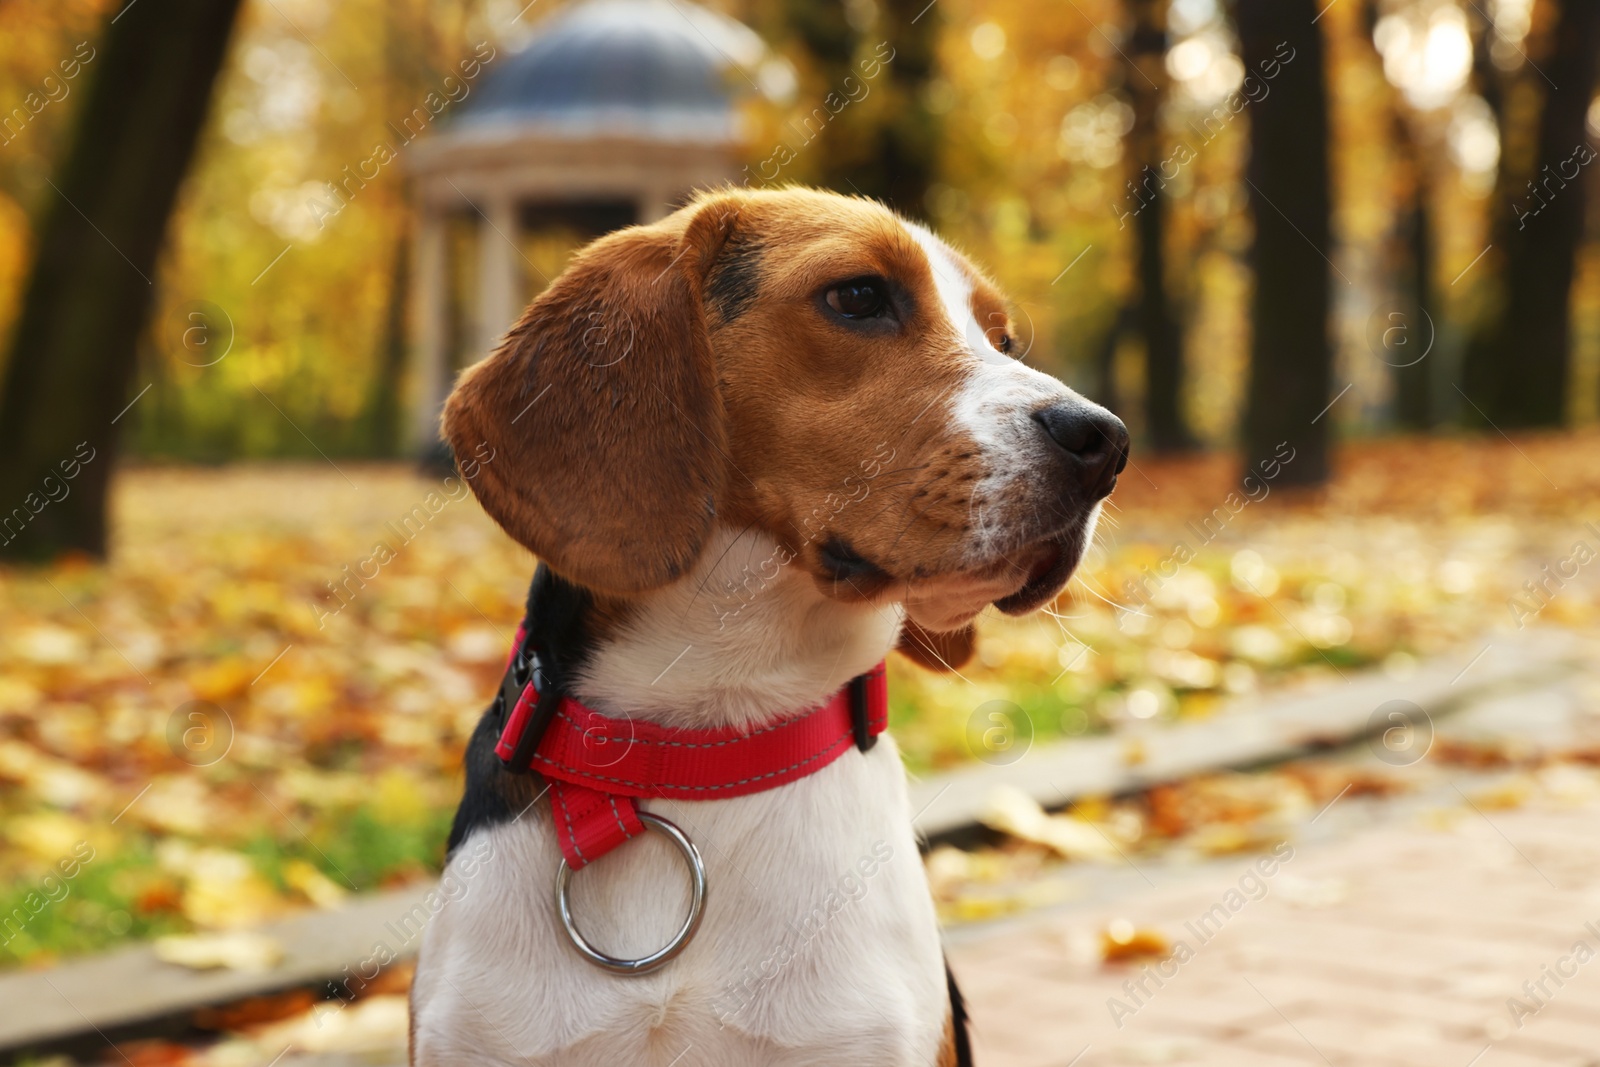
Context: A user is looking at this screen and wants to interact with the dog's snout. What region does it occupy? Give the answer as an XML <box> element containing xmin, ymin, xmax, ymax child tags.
<box><xmin>1032</xmin><ymin>402</ymin><xmax>1130</xmax><ymax>497</ymax></box>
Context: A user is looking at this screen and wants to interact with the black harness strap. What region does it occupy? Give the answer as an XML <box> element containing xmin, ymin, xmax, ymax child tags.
<box><xmin>849</xmin><ymin>672</ymin><xmax>878</xmax><ymax>753</ymax></box>
<box><xmin>946</xmin><ymin>961</ymin><xmax>974</xmax><ymax>1066</ymax></box>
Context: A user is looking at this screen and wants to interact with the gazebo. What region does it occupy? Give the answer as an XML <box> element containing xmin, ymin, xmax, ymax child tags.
<box><xmin>404</xmin><ymin>0</ymin><xmax>769</xmax><ymax>455</ymax></box>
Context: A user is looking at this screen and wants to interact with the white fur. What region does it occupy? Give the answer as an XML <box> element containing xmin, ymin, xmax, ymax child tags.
<box><xmin>411</xmin><ymin>528</ymin><xmax>946</xmax><ymax>1066</ymax></box>
<box><xmin>903</xmin><ymin>220</ymin><xmax>1094</xmax><ymax>563</ymax></box>
<box><xmin>579</xmin><ymin>530</ymin><xmax>904</xmax><ymax>731</ymax></box>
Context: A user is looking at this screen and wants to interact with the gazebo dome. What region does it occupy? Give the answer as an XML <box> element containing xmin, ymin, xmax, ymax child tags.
<box><xmin>405</xmin><ymin>0</ymin><xmax>771</xmax><ymax>458</ymax></box>
<box><xmin>453</xmin><ymin>0</ymin><xmax>764</xmax><ymax>144</ymax></box>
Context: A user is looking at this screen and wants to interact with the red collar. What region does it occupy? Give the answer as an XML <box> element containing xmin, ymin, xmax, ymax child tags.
<box><xmin>493</xmin><ymin>626</ymin><xmax>888</xmax><ymax>869</ymax></box>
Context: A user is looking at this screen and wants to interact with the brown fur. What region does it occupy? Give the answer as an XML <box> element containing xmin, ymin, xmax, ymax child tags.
<box><xmin>700</xmin><ymin>192</ymin><xmax>1009</xmax><ymax>604</ymax></box>
<box><xmin>442</xmin><ymin>201</ymin><xmax>737</xmax><ymax>596</ymax></box>
<box><xmin>937</xmin><ymin>1013</ymin><xmax>960</xmax><ymax>1067</ymax></box>
<box><xmin>897</xmin><ymin>618</ymin><xmax>978</xmax><ymax>671</ymax></box>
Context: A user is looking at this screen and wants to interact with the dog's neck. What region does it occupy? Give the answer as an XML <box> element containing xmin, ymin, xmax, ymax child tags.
<box><xmin>560</xmin><ymin>527</ymin><xmax>904</xmax><ymax>731</ymax></box>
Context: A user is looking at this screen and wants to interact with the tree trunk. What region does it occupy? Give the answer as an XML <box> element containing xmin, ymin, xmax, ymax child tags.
<box><xmin>781</xmin><ymin>0</ymin><xmax>938</xmax><ymax>218</ymax></box>
<box><xmin>1393</xmin><ymin>185</ymin><xmax>1435</xmax><ymax>428</ymax></box>
<box><xmin>1092</xmin><ymin>305</ymin><xmax>1135</xmax><ymax>414</ymax></box>
<box><xmin>1125</xmin><ymin>0</ymin><xmax>1195</xmax><ymax>452</ymax></box>
<box><xmin>363</xmin><ymin>235</ymin><xmax>410</xmax><ymax>457</ymax></box>
<box><xmin>873</xmin><ymin>0</ymin><xmax>939</xmax><ymax>218</ymax></box>
<box><xmin>0</xmin><ymin>0</ymin><xmax>244</xmax><ymax>562</ymax></box>
<box><xmin>1237</xmin><ymin>0</ymin><xmax>1333</xmax><ymax>486</ymax></box>
<box><xmin>781</xmin><ymin>0</ymin><xmax>857</xmax><ymax>83</ymax></box>
<box><xmin>1460</xmin><ymin>0</ymin><xmax>1600</xmax><ymax>428</ymax></box>
<box><xmin>1389</xmin><ymin>109</ymin><xmax>1435</xmax><ymax>430</ymax></box>
<box><xmin>1358</xmin><ymin>0</ymin><xmax>1434</xmax><ymax>429</ymax></box>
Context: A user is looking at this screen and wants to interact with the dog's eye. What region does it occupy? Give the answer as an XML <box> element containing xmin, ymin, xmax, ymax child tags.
<box><xmin>826</xmin><ymin>280</ymin><xmax>888</xmax><ymax>320</ymax></box>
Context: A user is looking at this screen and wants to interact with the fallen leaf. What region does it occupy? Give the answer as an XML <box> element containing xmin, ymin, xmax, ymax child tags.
<box><xmin>1101</xmin><ymin>918</ymin><xmax>1171</xmax><ymax>963</ymax></box>
<box><xmin>979</xmin><ymin>786</ymin><xmax>1121</xmax><ymax>861</ymax></box>
<box><xmin>154</xmin><ymin>932</ymin><xmax>284</xmax><ymax>973</ymax></box>
<box><xmin>253</xmin><ymin>994</ymin><xmax>410</xmax><ymax>1053</ymax></box>
<box><xmin>193</xmin><ymin>989</ymin><xmax>318</xmax><ymax>1031</ymax></box>
<box><xmin>284</xmin><ymin>858</ymin><xmax>349</xmax><ymax>909</ymax></box>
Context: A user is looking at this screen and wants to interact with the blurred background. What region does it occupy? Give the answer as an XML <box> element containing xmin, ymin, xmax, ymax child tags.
<box><xmin>3</xmin><ymin>0</ymin><xmax>1600</xmax><ymax>1063</ymax></box>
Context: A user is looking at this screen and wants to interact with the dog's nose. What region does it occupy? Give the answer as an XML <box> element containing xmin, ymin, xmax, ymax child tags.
<box><xmin>1032</xmin><ymin>401</ymin><xmax>1130</xmax><ymax>497</ymax></box>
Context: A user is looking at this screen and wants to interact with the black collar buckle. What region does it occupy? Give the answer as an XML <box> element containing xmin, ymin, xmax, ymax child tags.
<box><xmin>849</xmin><ymin>671</ymin><xmax>878</xmax><ymax>753</ymax></box>
<box><xmin>494</xmin><ymin>627</ymin><xmax>563</xmax><ymax>774</ymax></box>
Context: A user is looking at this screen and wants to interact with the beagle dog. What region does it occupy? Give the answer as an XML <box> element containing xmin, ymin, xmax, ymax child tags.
<box><xmin>411</xmin><ymin>186</ymin><xmax>1127</xmax><ymax>1066</ymax></box>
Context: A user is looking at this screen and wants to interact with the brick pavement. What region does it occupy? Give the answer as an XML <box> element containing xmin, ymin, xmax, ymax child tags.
<box><xmin>947</xmin><ymin>789</ymin><xmax>1600</xmax><ymax>1067</ymax></box>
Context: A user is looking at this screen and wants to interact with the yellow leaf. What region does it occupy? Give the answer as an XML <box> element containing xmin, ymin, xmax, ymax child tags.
<box><xmin>284</xmin><ymin>858</ymin><xmax>349</xmax><ymax>909</ymax></box>
<box><xmin>154</xmin><ymin>931</ymin><xmax>284</xmax><ymax>972</ymax></box>
<box><xmin>6</xmin><ymin>811</ymin><xmax>91</xmax><ymax>864</ymax></box>
<box><xmin>1100</xmin><ymin>919</ymin><xmax>1171</xmax><ymax>962</ymax></box>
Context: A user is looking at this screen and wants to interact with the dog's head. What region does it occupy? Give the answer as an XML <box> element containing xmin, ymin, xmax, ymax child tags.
<box><xmin>444</xmin><ymin>187</ymin><xmax>1127</xmax><ymax>663</ymax></box>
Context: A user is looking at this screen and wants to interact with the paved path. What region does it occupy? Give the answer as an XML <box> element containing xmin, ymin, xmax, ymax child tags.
<box><xmin>947</xmin><ymin>633</ymin><xmax>1600</xmax><ymax>1067</ymax></box>
<box><xmin>949</xmin><ymin>791</ymin><xmax>1600</xmax><ymax>1067</ymax></box>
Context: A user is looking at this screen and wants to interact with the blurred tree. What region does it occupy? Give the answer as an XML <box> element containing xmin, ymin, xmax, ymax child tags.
<box><xmin>1236</xmin><ymin>0</ymin><xmax>1332</xmax><ymax>485</ymax></box>
<box><xmin>1092</xmin><ymin>305</ymin><xmax>1135</xmax><ymax>414</ymax></box>
<box><xmin>778</xmin><ymin>0</ymin><xmax>939</xmax><ymax>216</ymax></box>
<box><xmin>779</xmin><ymin>0</ymin><xmax>857</xmax><ymax>89</ymax></box>
<box><xmin>0</xmin><ymin>0</ymin><xmax>243</xmax><ymax>560</ymax></box>
<box><xmin>1393</xmin><ymin>144</ymin><xmax>1435</xmax><ymax>429</ymax></box>
<box><xmin>871</xmin><ymin>0</ymin><xmax>940</xmax><ymax>217</ymax></box>
<box><xmin>1468</xmin><ymin>1</ymin><xmax>1507</xmax><ymax>125</ymax></box>
<box><xmin>359</xmin><ymin>0</ymin><xmax>467</xmax><ymax>459</ymax></box>
<box><xmin>1461</xmin><ymin>0</ymin><xmax>1600</xmax><ymax>428</ymax></box>
<box><xmin>1363</xmin><ymin>0</ymin><xmax>1435</xmax><ymax>430</ymax></box>
<box><xmin>1123</xmin><ymin>0</ymin><xmax>1195</xmax><ymax>452</ymax></box>
<box><xmin>361</xmin><ymin>235</ymin><xmax>409</xmax><ymax>457</ymax></box>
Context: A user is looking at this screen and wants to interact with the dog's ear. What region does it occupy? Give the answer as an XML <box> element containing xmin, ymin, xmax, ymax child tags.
<box><xmin>894</xmin><ymin>619</ymin><xmax>977</xmax><ymax>671</ymax></box>
<box><xmin>443</xmin><ymin>198</ymin><xmax>741</xmax><ymax>596</ymax></box>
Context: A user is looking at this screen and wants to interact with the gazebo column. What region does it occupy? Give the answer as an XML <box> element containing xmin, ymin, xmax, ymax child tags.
<box><xmin>410</xmin><ymin>206</ymin><xmax>448</xmax><ymax>456</ymax></box>
<box><xmin>476</xmin><ymin>191</ymin><xmax>521</xmax><ymax>363</ymax></box>
<box><xmin>638</xmin><ymin>186</ymin><xmax>677</xmax><ymax>223</ymax></box>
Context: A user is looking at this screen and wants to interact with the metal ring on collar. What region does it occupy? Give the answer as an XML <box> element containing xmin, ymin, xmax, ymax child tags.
<box><xmin>555</xmin><ymin>812</ymin><xmax>707</xmax><ymax>976</ymax></box>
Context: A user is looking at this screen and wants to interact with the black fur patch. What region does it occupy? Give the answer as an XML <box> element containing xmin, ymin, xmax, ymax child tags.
<box><xmin>705</xmin><ymin>235</ymin><xmax>765</xmax><ymax>323</ymax></box>
<box><xmin>947</xmin><ymin>961</ymin><xmax>974</xmax><ymax>1066</ymax></box>
<box><xmin>444</xmin><ymin>564</ymin><xmax>596</xmax><ymax>857</ymax></box>
<box><xmin>817</xmin><ymin>536</ymin><xmax>894</xmax><ymax>594</ymax></box>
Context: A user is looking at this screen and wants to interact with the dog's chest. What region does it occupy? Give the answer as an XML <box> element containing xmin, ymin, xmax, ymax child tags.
<box><xmin>410</xmin><ymin>737</ymin><xmax>947</xmax><ymax>1066</ymax></box>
